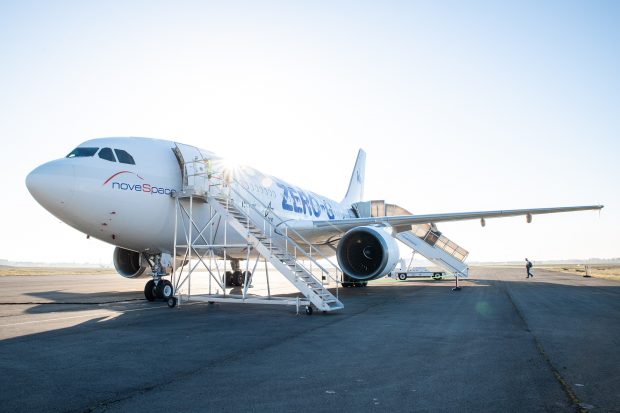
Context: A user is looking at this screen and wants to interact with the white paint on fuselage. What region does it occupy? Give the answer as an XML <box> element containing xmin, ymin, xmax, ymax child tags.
<box><xmin>26</xmin><ymin>137</ymin><xmax>354</xmax><ymax>259</ymax></box>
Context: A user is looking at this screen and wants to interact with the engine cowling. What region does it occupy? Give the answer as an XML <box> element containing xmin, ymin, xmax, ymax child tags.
<box><xmin>336</xmin><ymin>226</ymin><xmax>400</xmax><ymax>281</ymax></box>
<box><xmin>113</xmin><ymin>247</ymin><xmax>147</xmax><ymax>278</ymax></box>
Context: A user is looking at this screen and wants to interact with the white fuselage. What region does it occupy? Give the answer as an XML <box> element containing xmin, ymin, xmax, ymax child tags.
<box><xmin>26</xmin><ymin>137</ymin><xmax>355</xmax><ymax>258</ymax></box>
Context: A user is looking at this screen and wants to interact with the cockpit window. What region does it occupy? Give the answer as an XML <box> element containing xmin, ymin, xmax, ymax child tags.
<box><xmin>66</xmin><ymin>147</ymin><xmax>98</xmax><ymax>158</ymax></box>
<box><xmin>98</xmin><ymin>147</ymin><xmax>116</xmax><ymax>162</ymax></box>
<box><xmin>114</xmin><ymin>149</ymin><xmax>135</xmax><ymax>165</ymax></box>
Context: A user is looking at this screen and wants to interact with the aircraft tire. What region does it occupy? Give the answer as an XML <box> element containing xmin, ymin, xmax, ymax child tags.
<box><xmin>225</xmin><ymin>271</ymin><xmax>234</xmax><ymax>286</ymax></box>
<box><xmin>232</xmin><ymin>270</ymin><xmax>243</xmax><ymax>286</ymax></box>
<box><xmin>144</xmin><ymin>280</ymin><xmax>156</xmax><ymax>301</ymax></box>
<box><xmin>398</xmin><ymin>273</ymin><xmax>407</xmax><ymax>281</ymax></box>
<box><xmin>242</xmin><ymin>271</ymin><xmax>252</xmax><ymax>286</ymax></box>
<box><xmin>161</xmin><ymin>280</ymin><xmax>174</xmax><ymax>299</ymax></box>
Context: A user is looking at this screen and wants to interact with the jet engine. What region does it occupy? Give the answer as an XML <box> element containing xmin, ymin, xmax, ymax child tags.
<box><xmin>113</xmin><ymin>247</ymin><xmax>147</xmax><ymax>278</ymax></box>
<box><xmin>336</xmin><ymin>226</ymin><xmax>400</xmax><ymax>281</ymax></box>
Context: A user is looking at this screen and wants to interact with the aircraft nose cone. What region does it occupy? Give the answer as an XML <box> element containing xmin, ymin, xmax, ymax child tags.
<box><xmin>26</xmin><ymin>161</ymin><xmax>75</xmax><ymax>214</ymax></box>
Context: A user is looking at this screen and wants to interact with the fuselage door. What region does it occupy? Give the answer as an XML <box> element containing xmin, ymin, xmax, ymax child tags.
<box><xmin>173</xmin><ymin>143</ymin><xmax>211</xmax><ymax>196</ymax></box>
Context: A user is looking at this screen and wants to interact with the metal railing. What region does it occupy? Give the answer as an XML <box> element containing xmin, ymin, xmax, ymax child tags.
<box><xmin>221</xmin><ymin>178</ymin><xmax>344</xmax><ymax>293</ymax></box>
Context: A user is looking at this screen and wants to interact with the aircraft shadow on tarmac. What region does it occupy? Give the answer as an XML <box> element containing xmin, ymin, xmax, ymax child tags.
<box><xmin>21</xmin><ymin>290</ymin><xmax>146</xmax><ymax>314</ymax></box>
<box><xmin>17</xmin><ymin>279</ymin><xmax>461</xmax><ymax>316</ymax></box>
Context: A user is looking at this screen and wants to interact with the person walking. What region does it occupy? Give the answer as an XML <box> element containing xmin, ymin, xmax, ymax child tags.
<box><xmin>525</xmin><ymin>258</ymin><xmax>533</xmax><ymax>278</ymax></box>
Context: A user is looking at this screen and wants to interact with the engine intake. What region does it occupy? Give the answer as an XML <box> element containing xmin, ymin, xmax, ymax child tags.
<box><xmin>337</xmin><ymin>226</ymin><xmax>399</xmax><ymax>281</ymax></box>
<box><xmin>113</xmin><ymin>247</ymin><xmax>147</xmax><ymax>278</ymax></box>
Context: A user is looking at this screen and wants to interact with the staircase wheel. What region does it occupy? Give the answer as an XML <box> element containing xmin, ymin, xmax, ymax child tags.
<box><xmin>398</xmin><ymin>273</ymin><xmax>407</xmax><ymax>281</ymax></box>
<box><xmin>305</xmin><ymin>306</ymin><xmax>313</xmax><ymax>315</ymax></box>
<box><xmin>167</xmin><ymin>297</ymin><xmax>178</xmax><ymax>308</ymax></box>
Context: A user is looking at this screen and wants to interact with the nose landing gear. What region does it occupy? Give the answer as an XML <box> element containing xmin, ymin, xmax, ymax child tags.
<box><xmin>143</xmin><ymin>254</ymin><xmax>175</xmax><ymax>303</ymax></box>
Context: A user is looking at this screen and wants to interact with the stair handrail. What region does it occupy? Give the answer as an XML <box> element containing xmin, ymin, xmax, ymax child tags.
<box><xmin>217</xmin><ymin>178</ymin><xmax>343</xmax><ymax>289</ymax></box>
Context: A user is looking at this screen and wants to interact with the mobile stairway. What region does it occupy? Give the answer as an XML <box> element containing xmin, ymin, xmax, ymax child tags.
<box><xmin>169</xmin><ymin>143</ymin><xmax>344</xmax><ymax>314</ymax></box>
<box><xmin>354</xmin><ymin>200</ymin><xmax>469</xmax><ymax>278</ymax></box>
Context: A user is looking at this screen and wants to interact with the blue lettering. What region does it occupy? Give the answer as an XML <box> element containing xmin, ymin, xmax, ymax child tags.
<box><xmin>276</xmin><ymin>183</ymin><xmax>293</xmax><ymax>211</ymax></box>
<box><xmin>289</xmin><ymin>188</ymin><xmax>302</xmax><ymax>213</ymax></box>
<box><xmin>298</xmin><ymin>190</ymin><xmax>310</xmax><ymax>215</ymax></box>
<box><xmin>321</xmin><ymin>200</ymin><xmax>335</xmax><ymax>220</ymax></box>
<box><xmin>308</xmin><ymin>195</ymin><xmax>321</xmax><ymax>217</ymax></box>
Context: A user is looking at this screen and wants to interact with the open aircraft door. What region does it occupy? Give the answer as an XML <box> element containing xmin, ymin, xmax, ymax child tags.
<box><xmin>173</xmin><ymin>143</ymin><xmax>211</xmax><ymax>196</ymax></box>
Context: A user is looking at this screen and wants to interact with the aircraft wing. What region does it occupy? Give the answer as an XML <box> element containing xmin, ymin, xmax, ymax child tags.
<box><xmin>289</xmin><ymin>205</ymin><xmax>603</xmax><ymax>234</ymax></box>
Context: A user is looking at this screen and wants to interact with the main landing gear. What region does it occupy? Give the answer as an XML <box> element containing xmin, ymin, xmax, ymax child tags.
<box><xmin>341</xmin><ymin>274</ymin><xmax>368</xmax><ymax>288</ymax></box>
<box><xmin>224</xmin><ymin>259</ymin><xmax>252</xmax><ymax>287</ymax></box>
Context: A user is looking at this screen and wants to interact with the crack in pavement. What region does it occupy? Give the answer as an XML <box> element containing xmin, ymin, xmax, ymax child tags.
<box><xmin>498</xmin><ymin>279</ymin><xmax>588</xmax><ymax>413</ymax></box>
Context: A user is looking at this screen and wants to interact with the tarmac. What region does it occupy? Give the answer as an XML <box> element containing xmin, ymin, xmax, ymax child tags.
<box><xmin>0</xmin><ymin>267</ymin><xmax>618</xmax><ymax>412</ymax></box>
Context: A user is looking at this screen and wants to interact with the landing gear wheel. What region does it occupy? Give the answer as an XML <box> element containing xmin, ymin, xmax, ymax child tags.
<box><xmin>161</xmin><ymin>280</ymin><xmax>174</xmax><ymax>299</ymax></box>
<box><xmin>305</xmin><ymin>306</ymin><xmax>313</xmax><ymax>315</ymax></box>
<box><xmin>243</xmin><ymin>271</ymin><xmax>252</xmax><ymax>286</ymax></box>
<box><xmin>398</xmin><ymin>273</ymin><xmax>407</xmax><ymax>281</ymax></box>
<box><xmin>225</xmin><ymin>271</ymin><xmax>234</xmax><ymax>287</ymax></box>
<box><xmin>144</xmin><ymin>280</ymin><xmax>156</xmax><ymax>301</ymax></box>
<box><xmin>232</xmin><ymin>270</ymin><xmax>243</xmax><ymax>286</ymax></box>
<box><xmin>167</xmin><ymin>297</ymin><xmax>178</xmax><ymax>308</ymax></box>
<box><xmin>341</xmin><ymin>282</ymin><xmax>353</xmax><ymax>288</ymax></box>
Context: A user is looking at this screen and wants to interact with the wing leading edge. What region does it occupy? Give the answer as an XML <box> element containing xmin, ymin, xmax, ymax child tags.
<box><xmin>288</xmin><ymin>205</ymin><xmax>603</xmax><ymax>234</ymax></box>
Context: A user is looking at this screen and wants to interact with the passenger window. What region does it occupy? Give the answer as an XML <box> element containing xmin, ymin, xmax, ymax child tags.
<box><xmin>66</xmin><ymin>147</ymin><xmax>99</xmax><ymax>158</ymax></box>
<box><xmin>114</xmin><ymin>149</ymin><xmax>135</xmax><ymax>165</ymax></box>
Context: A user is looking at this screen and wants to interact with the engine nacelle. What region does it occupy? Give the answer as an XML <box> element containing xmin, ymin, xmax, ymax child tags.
<box><xmin>113</xmin><ymin>247</ymin><xmax>147</xmax><ymax>278</ymax></box>
<box><xmin>337</xmin><ymin>226</ymin><xmax>400</xmax><ymax>281</ymax></box>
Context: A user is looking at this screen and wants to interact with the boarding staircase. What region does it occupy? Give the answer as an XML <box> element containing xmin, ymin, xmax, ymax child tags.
<box><xmin>355</xmin><ymin>200</ymin><xmax>469</xmax><ymax>277</ymax></box>
<box><xmin>396</xmin><ymin>231</ymin><xmax>468</xmax><ymax>277</ymax></box>
<box><xmin>209</xmin><ymin>191</ymin><xmax>344</xmax><ymax>312</ymax></box>
<box><xmin>170</xmin><ymin>142</ymin><xmax>343</xmax><ymax>312</ymax></box>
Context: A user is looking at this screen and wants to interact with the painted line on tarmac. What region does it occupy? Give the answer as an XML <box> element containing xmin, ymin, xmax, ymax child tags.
<box><xmin>0</xmin><ymin>304</ymin><xmax>169</xmax><ymax>328</ymax></box>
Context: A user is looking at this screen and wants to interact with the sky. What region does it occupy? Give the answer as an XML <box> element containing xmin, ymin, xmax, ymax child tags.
<box><xmin>0</xmin><ymin>0</ymin><xmax>618</xmax><ymax>264</ymax></box>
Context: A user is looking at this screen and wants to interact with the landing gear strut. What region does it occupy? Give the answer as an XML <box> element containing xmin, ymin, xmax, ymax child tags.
<box><xmin>143</xmin><ymin>253</ymin><xmax>175</xmax><ymax>303</ymax></box>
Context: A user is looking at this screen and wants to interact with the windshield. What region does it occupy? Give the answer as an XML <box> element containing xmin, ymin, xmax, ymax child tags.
<box><xmin>114</xmin><ymin>149</ymin><xmax>135</xmax><ymax>165</ymax></box>
<box><xmin>66</xmin><ymin>147</ymin><xmax>99</xmax><ymax>158</ymax></box>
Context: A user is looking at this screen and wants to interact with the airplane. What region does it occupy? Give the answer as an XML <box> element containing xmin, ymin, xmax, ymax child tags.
<box><xmin>26</xmin><ymin>137</ymin><xmax>603</xmax><ymax>306</ymax></box>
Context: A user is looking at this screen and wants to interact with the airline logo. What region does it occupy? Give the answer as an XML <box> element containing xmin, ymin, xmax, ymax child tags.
<box><xmin>103</xmin><ymin>171</ymin><xmax>176</xmax><ymax>196</ymax></box>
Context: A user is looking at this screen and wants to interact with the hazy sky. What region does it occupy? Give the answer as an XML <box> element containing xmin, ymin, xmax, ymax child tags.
<box><xmin>1</xmin><ymin>0</ymin><xmax>618</xmax><ymax>264</ymax></box>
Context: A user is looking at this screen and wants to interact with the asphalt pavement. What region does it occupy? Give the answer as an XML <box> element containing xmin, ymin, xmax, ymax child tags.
<box><xmin>0</xmin><ymin>267</ymin><xmax>618</xmax><ymax>412</ymax></box>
